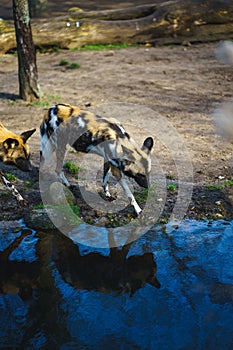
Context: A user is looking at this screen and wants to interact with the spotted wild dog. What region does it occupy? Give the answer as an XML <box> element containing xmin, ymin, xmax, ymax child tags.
<box><xmin>40</xmin><ymin>103</ymin><xmax>154</xmax><ymax>215</ymax></box>
<box><xmin>0</xmin><ymin>122</ymin><xmax>36</xmax><ymax>171</ymax></box>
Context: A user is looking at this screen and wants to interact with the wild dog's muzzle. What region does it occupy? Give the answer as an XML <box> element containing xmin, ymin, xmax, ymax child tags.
<box><xmin>134</xmin><ymin>173</ymin><xmax>149</xmax><ymax>188</ymax></box>
<box><xmin>15</xmin><ymin>157</ymin><xmax>33</xmax><ymax>172</ymax></box>
<box><xmin>124</xmin><ymin>170</ymin><xmax>149</xmax><ymax>188</ymax></box>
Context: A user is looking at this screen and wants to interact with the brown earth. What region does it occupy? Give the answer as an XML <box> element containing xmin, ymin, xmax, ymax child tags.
<box><xmin>0</xmin><ymin>41</ymin><xmax>233</xmax><ymax>226</ymax></box>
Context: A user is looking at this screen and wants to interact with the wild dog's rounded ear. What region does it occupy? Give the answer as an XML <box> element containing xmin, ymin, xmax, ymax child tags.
<box><xmin>3</xmin><ymin>138</ymin><xmax>19</xmax><ymax>149</ymax></box>
<box><xmin>20</xmin><ymin>128</ymin><xmax>36</xmax><ymax>143</ymax></box>
<box><xmin>141</xmin><ymin>137</ymin><xmax>154</xmax><ymax>154</ymax></box>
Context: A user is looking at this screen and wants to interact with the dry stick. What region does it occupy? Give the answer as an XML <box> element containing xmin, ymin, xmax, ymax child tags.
<box><xmin>0</xmin><ymin>170</ymin><xmax>26</xmax><ymax>205</ymax></box>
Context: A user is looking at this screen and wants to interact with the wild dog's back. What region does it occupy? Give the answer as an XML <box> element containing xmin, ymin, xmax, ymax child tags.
<box><xmin>40</xmin><ymin>103</ymin><xmax>130</xmax><ymax>150</ymax></box>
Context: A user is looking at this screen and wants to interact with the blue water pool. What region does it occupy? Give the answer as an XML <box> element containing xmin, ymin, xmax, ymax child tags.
<box><xmin>0</xmin><ymin>219</ymin><xmax>232</xmax><ymax>349</ymax></box>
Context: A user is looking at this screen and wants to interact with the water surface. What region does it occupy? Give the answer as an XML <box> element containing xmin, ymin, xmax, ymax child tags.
<box><xmin>0</xmin><ymin>219</ymin><xmax>232</xmax><ymax>349</ymax></box>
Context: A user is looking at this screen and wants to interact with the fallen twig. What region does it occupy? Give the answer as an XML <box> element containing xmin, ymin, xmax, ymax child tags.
<box><xmin>0</xmin><ymin>170</ymin><xmax>27</xmax><ymax>206</ymax></box>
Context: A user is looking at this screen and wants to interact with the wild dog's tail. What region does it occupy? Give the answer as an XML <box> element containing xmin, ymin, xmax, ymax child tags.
<box><xmin>214</xmin><ymin>40</ymin><xmax>233</xmax><ymax>140</ymax></box>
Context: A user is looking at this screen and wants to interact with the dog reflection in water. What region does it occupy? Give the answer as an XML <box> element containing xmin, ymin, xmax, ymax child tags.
<box><xmin>51</xmin><ymin>231</ymin><xmax>161</xmax><ymax>295</ymax></box>
<box><xmin>0</xmin><ymin>229</ymin><xmax>161</xmax><ymax>298</ymax></box>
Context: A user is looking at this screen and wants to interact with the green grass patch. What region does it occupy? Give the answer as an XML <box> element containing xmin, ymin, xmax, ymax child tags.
<box><xmin>4</xmin><ymin>173</ymin><xmax>17</xmax><ymax>181</ymax></box>
<box><xmin>32</xmin><ymin>203</ymin><xmax>45</xmax><ymax>209</ymax></box>
<box><xmin>74</xmin><ymin>43</ymin><xmax>134</xmax><ymax>51</ymax></box>
<box><xmin>64</xmin><ymin>161</ymin><xmax>80</xmax><ymax>174</ymax></box>
<box><xmin>67</xmin><ymin>62</ymin><xmax>81</xmax><ymax>69</ymax></box>
<box><xmin>206</xmin><ymin>184</ymin><xmax>223</xmax><ymax>191</ymax></box>
<box><xmin>206</xmin><ymin>179</ymin><xmax>233</xmax><ymax>191</ymax></box>
<box><xmin>224</xmin><ymin>179</ymin><xmax>233</xmax><ymax>187</ymax></box>
<box><xmin>134</xmin><ymin>185</ymin><xmax>156</xmax><ymax>205</ymax></box>
<box><xmin>59</xmin><ymin>59</ymin><xmax>69</xmax><ymax>66</ymax></box>
<box><xmin>29</xmin><ymin>93</ymin><xmax>61</xmax><ymax>107</ymax></box>
<box><xmin>167</xmin><ymin>183</ymin><xmax>177</xmax><ymax>191</ymax></box>
<box><xmin>59</xmin><ymin>59</ymin><xmax>80</xmax><ymax>69</ymax></box>
<box><xmin>1</xmin><ymin>191</ymin><xmax>10</xmax><ymax>196</ymax></box>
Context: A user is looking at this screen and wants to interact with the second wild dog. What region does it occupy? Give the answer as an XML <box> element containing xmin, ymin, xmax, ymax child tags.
<box><xmin>0</xmin><ymin>122</ymin><xmax>36</xmax><ymax>171</ymax></box>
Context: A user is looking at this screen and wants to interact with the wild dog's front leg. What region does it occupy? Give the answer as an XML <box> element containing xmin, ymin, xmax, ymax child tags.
<box><xmin>119</xmin><ymin>177</ymin><xmax>142</xmax><ymax>215</ymax></box>
<box><xmin>103</xmin><ymin>161</ymin><xmax>111</xmax><ymax>198</ymax></box>
<box><xmin>102</xmin><ymin>161</ymin><xmax>116</xmax><ymax>200</ymax></box>
<box><xmin>110</xmin><ymin>164</ymin><xmax>142</xmax><ymax>215</ymax></box>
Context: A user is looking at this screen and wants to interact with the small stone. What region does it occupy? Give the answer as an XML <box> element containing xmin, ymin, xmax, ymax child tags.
<box><xmin>104</xmin><ymin>51</ymin><xmax>115</xmax><ymax>57</ymax></box>
<box><xmin>68</xmin><ymin>7</ymin><xmax>84</xmax><ymax>13</ymax></box>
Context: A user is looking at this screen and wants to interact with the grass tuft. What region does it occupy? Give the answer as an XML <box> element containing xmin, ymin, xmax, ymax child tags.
<box><xmin>64</xmin><ymin>161</ymin><xmax>80</xmax><ymax>174</ymax></box>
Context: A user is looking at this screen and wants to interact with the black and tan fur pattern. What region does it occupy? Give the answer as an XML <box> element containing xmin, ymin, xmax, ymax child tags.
<box><xmin>40</xmin><ymin>103</ymin><xmax>154</xmax><ymax>215</ymax></box>
<box><xmin>0</xmin><ymin>122</ymin><xmax>36</xmax><ymax>171</ymax></box>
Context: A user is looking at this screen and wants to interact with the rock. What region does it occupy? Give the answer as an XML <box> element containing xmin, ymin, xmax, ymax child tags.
<box><xmin>0</xmin><ymin>220</ymin><xmax>23</xmax><ymax>233</ymax></box>
<box><xmin>68</xmin><ymin>7</ymin><xmax>84</xmax><ymax>13</ymax></box>
<box><xmin>24</xmin><ymin>208</ymin><xmax>64</xmax><ymax>230</ymax></box>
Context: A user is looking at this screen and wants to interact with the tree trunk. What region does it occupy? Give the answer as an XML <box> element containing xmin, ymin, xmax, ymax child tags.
<box><xmin>12</xmin><ymin>0</ymin><xmax>40</xmax><ymax>101</ymax></box>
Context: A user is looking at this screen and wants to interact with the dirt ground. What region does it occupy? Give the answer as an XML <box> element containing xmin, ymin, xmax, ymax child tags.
<box><xmin>0</xmin><ymin>42</ymin><xmax>233</xmax><ymax>225</ymax></box>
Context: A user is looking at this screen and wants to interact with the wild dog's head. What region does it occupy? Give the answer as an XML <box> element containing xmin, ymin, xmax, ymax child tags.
<box><xmin>0</xmin><ymin>125</ymin><xmax>36</xmax><ymax>171</ymax></box>
<box><xmin>121</xmin><ymin>136</ymin><xmax>154</xmax><ymax>188</ymax></box>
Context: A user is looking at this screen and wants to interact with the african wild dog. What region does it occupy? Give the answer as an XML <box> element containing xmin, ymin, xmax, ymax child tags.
<box><xmin>40</xmin><ymin>103</ymin><xmax>154</xmax><ymax>215</ymax></box>
<box><xmin>0</xmin><ymin>122</ymin><xmax>36</xmax><ymax>171</ymax></box>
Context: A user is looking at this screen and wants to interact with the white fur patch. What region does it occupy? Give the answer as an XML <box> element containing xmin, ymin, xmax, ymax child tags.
<box><xmin>118</xmin><ymin>124</ymin><xmax>127</xmax><ymax>135</ymax></box>
<box><xmin>49</xmin><ymin>107</ymin><xmax>59</xmax><ymax>131</ymax></box>
<box><xmin>40</xmin><ymin>133</ymin><xmax>57</xmax><ymax>172</ymax></box>
<box><xmin>77</xmin><ymin>117</ymin><xmax>85</xmax><ymax>128</ymax></box>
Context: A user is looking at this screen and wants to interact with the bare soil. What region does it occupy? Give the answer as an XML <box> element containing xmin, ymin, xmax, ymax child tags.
<box><xmin>0</xmin><ymin>42</ymin><xmax>233</xmax><ymax>225</ymax></box>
